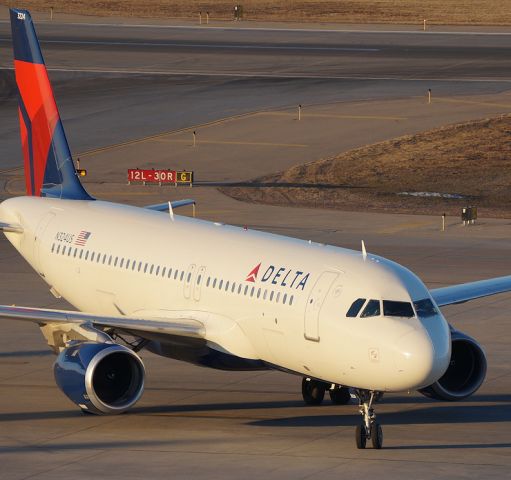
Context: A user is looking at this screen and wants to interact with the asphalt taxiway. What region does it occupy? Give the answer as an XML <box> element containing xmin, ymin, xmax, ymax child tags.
<box><xmin>0</xmin><ymin>13</ymin><xmax>510</xmax><ymax>480</ymax></box>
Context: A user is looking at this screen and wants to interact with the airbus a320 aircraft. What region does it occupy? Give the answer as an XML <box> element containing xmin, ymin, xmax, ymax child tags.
<box><xmin>1</xmin><ymin>9</ymin><xmax>509</xmax><ymax>449</ymax></box>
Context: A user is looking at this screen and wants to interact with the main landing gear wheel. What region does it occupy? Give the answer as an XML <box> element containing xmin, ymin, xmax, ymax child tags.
<box><xmin>354</xmin><ymin>389</ymin><xmax>383</xmax><ymax>449</ymax></box>
<box><xmin>301</xmin><ymin>378</ymin><xmax>326</xmax><ymax>405</ymax></box>
<box><xmin>329</xmin><ymin>386</ymin><xmax>351</xmax><ymax>405</ymax></box>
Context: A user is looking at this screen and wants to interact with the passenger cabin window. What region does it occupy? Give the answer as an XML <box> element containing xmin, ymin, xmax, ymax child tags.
<box><xmin>361</xmin><ymin>299</ymin><xmax>380</xmax><ymax>318</ymax></box>
<box><xmin>383</xmin><ymin>300</ymin><xmax>414</xmax><ymax>318</ymax></box>
<box><xmin>414</xmin><ymin>298</ymin><xmax>438</xmax><ymax>318</ymax></box>
<box><xmin>347</xmin><ymin>298</ymin><xmax>366</xmax><ymax>317</ymax></box>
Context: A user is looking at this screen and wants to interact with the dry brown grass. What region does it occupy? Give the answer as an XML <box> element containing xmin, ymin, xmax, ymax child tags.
<box><xmin>3</xmin><ymin>0</ymin><xmax>511</xmax><ymax>25</ymax></box>
<box><xmin>221</xmin><ymin>115</ymin><xmax>511</xmax><ymax>218</ymax></box>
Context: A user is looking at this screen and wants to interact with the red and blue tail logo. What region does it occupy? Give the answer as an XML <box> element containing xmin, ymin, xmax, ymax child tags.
<box><xmin>10</xmin><ymin>9</ymin><xmax>92</xmax><ymax>200</ymax></box>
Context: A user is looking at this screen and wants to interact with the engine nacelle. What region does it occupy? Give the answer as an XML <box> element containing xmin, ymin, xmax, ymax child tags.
<box><xmin>54</xmin><ymin>342</ymin><xmax>145</xmax><ymax>414</ymax></box>
<box><xmin>419</xmin><ymin>328</ymin><xmax>486</xmax><ymax>401</ymax></box>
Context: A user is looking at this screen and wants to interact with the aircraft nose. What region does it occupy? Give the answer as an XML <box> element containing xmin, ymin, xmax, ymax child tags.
<box><xmin>393</xmin><ymin>329</ymin><xmax>444</xmax><ymax>389</ymax></box>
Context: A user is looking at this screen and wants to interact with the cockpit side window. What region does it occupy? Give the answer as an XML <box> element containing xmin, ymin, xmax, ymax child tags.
<box><xmin>383</xmin><ymin>300</ymin><xmax>414</xmax><ymax>318</ymax></box>
<box><xmin>360</xmin><ymin>299</ymin><xmax>381</xmax><ymax>318</ymax></box>
<box><xmin>414</xmin><ymin>298</ymin><xmax>438</xmax><ymax>318</ymax></box>
<box><xmin>346</xmin><ymin>298</ymin><xmax>366</xmax><ymax>317</ymax></box>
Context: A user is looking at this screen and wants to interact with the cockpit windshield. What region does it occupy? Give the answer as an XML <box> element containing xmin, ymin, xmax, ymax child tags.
<box><xmin>383</xmin><ymin>300</ymin><xmax>414</xmax><ymax>318</ymax></box>
<box><xmin>346</xmin><ymin>298</ymin><xmax>366</xmax><ymax>317</ymax></box>
<box><xmin>413</xmin><ymin>298</ymin><xmax>438</xmax><ymax>318</ymax></box>
<box><xmin>360</xmin><ymin>299</ymin><xmax>381</xmax><ymax>318</ymax></box>
<box><xmin>347</xmin><ymin>298</ymin><xmax>416</xmax><ymax>319</ymax></box>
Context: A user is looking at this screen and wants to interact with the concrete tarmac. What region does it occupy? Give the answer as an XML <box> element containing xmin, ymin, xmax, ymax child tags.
<box><xmin>2</xmin><ymin>16</ymin><xmax>511</xmax><ymax>167</ymax></box>
<box><xmin>0</xmin><ymin>14</ymin><xmax>510</xmax><ymax>480</ymax></box>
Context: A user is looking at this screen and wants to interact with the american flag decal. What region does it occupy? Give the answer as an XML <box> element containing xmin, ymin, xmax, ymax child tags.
<box><xmin>74</xmin><ymin>230</ymin><xmax>91</xmax><ymax>246</ymax></box>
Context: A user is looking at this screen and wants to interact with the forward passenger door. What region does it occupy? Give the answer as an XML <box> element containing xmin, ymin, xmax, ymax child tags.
<box><xmin>304</xmin><ymin>271</ymin><xmax>339</xmax><ymax>342</ymax></box>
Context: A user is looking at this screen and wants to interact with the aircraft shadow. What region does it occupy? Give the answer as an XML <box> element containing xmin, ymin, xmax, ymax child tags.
<box><xmin>0</xmin><ymin>349</ymin><xmax>52</xmax><ymax>358</ymax></box>
<box><xmin>248</xmin><ymin>403</ymin><xmax>511</xmax><ymax>428</ymax></box>
<box><xmin>0</xmin><ymin>395</ymin><xmax>508</xmax><ymax>426</ymax></box>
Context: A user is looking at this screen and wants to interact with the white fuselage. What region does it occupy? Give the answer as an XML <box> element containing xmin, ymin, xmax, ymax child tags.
<box><xmin>0</xmin><ymin>196</ymin><xmax>451</xmax><ymax>392</ymax></box>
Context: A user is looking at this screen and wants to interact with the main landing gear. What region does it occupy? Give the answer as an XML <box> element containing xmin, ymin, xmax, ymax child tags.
<box><xmin>354</xmin><ymin>389</ymin><xmax>383</xmax><ymax>449</ymax></box>
<box><xmin>301</xmin><ymin>378</ymin><xmax>351</xmax><ymax>405</ymax></box>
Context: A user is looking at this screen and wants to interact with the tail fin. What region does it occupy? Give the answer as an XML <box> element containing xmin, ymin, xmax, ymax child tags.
<box><xmin>10</xmin><ymin>9</ymin><xmax>92</xmax><ymax>200</ymax></box>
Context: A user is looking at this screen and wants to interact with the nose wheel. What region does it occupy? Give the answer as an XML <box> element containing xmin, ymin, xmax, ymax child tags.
<box><xmin>355</xmin><ymin>389</ymin><xmax>383</xmax><ymax>449</ymax></box>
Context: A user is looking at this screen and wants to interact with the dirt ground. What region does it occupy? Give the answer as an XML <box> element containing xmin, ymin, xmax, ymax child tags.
<box><xmin>3</xmin><ymin>0</ymin><xmax>511</xmax><ymax>26</ymax></box>
<box><xmin>220</xmin><ymin>115</ymin><xmax>511</xmax><ymax>218</ymax></box>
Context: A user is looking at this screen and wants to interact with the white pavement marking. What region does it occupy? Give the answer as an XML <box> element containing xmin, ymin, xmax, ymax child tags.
<box><xmin>1</xmin><ymin>65</ymin><xmax>510</xmax><ymax>83</ymax></box>
<box><xmin>0</xmin><ymin>38</ymin><xmax>379</xmax><ymax>52</ymax></box>
<box><xmin>1</xmin><ymin>19</ymin><xmax>511</xmax><ymax>36</ymax></box>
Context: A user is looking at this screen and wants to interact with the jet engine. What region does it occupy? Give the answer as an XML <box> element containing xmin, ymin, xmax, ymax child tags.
<box><xmin>419</xmin><ymin>328</ymin><xmax>486</xmax><ymax>401</ymax></box>
<box><xmin>54</xmin><ymin>341</ymin><xmax>145</xmax><ymax>414</ymax></box>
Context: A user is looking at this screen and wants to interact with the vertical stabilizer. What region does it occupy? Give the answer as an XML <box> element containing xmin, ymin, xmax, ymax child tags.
<box><xmin>10</xmin><ymin>9</ymin><xmax>92</xmax><ymax>200</ymax></box>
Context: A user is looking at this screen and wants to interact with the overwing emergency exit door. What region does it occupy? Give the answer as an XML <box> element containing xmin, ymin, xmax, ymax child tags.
<box><xmin>304</xmin><ymin>271</ymin><xmax>338</xmax><ymax>342</ymax></box>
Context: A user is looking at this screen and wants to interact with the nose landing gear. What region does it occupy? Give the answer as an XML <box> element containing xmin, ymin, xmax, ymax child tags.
<box><xmin>355</xmin><ymin>389</ymin><xmax>383</xmax><ymax>449</ymax></box>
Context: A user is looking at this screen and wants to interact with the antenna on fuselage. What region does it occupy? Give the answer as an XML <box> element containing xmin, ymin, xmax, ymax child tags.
<box><xmin>168</xmin><ymin>201</ymin><xmax>174</xmax><ymax>222</ymax></box>
<box><xmin>361</xmin><ymin>240</ymin><xmax>367</xmax><ymax>260</ymax></box>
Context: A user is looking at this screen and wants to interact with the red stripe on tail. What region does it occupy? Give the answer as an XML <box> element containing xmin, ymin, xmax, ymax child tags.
<box><xmin>15</xmin><ymin>60</ymin><xmax>59</xmax><ymax>196</ymax></box>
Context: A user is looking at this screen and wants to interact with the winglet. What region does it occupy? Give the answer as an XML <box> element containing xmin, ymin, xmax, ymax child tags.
<box><xmin>10</xmin><ymin>9</ymin><xmax>92</xmax><ymax>200</ymax></box>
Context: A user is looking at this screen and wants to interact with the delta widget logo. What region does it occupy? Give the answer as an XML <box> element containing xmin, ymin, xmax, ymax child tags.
<box><xmin>245</xmin><ymin>262</ymin><xmax>310</xmax><ymax>290</ymax></box>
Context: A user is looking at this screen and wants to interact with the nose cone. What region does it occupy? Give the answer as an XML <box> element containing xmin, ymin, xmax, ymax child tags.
<box><xmin>393</xmin><ymin>329</ymin><xmax>448</xmax><ymax>390</ymax></box>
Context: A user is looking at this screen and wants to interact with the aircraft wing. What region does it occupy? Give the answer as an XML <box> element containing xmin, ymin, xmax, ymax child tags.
<box><xmin>430</xmin><ymin>275</ymin><xmax>511</xmax><ymax>307</ymax></box>
<box><xmin>0</xmin><ymin>222</ymin><xmax>23</xmax><ymax>233</ymax></box>
<box><xmin>0</xmin><ymin>305</ymin><xmax>205</xmax><ymax>338</ymax></box>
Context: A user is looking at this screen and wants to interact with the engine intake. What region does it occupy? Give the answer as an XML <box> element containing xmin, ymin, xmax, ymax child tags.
<box><xmin>419</xmin><ymin>328</ymin><xmax>486</xmax><ymax>401</ymax></box>
<box><xmin>54</xmin><ymin>342</ymin><xmax>145</xmax><ymax>414</ymax></box>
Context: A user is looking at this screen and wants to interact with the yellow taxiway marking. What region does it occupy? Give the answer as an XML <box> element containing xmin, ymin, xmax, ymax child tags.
<box><xmin>260</xmin><ymin>112</ymin><xmax>406</xmax><ymax>121</ymax></box>
<box><xmin>0</xmin><ymin>166</ymin><xmax>23</xmax><ymax>175</ymax></box>
<box><xmin>434</xmin><ymin>98</ymin><xmax>511</xmax><ymax>109</ymax></box>
<box><xmin>154</xmin><ymin>138</ymin><xmax>308</xmax><ymax>148</ymax></box>
<box><xmin>377</xmin><ymin>220</ymin><xmax>436</xmax><ymax>235</ymax></box>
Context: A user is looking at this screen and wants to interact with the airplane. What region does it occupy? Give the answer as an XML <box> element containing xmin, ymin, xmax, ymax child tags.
<box><xmin>0</xmin><ymin>8</ymin><xmax>509</xmax><ymax>449</ymax></box>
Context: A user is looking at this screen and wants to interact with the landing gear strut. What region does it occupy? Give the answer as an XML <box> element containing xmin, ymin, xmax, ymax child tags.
<box><xmin>354</xmin><ymin>389</ymin><xmax>383</xmax><ymax>449</ymax></box>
